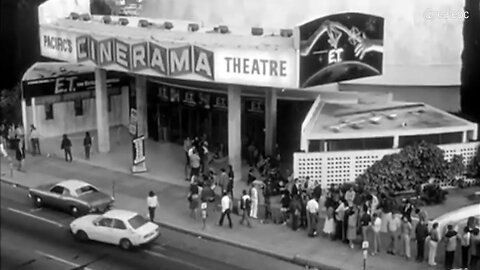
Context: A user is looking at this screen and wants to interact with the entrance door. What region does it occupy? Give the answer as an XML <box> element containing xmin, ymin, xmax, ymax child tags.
<box><xmin>244</xmin><ymin>113</ymin><xmax>265</xmax><ymax>154</ymax></box>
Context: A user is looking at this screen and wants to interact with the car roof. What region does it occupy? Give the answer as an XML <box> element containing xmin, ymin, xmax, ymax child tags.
<box><xmin>103</xmin><ymin>209</ymin><xmax>138</xmax><ymax>220</ymax></box>
<box><xmin>57</xmin><ymin>179</ymin><xmax>91</xmax><ymax>190</ymax></box>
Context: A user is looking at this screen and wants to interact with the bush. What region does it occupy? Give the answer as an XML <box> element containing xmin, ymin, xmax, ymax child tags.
<box><xmin>420</xmin><ymin>184</ymin><xmax>448</xmax><ymax>205</ymax></box>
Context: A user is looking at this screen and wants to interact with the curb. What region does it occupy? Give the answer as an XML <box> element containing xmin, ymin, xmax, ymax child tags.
<box><xmin>0</xmin><ymin>177</ymin><xmax>321</xmax><ymax>269</ymax></box>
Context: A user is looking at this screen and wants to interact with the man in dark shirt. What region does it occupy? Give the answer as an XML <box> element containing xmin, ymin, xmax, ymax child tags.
<box><xmin>60</xmin><ymin>134</ymin><xmax>72</xmax><ymax>162</ymax></box>
<box><xmin>414</xmin><ymin>221</ymin><xmax>429</xmax><ymax>262</ymax></box>
<box><xmin>360</xmin><ymin>206</ymin><xmax>371</xmax><ymax>242</ymax></box>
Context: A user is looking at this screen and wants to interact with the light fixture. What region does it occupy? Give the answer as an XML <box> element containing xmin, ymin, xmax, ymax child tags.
<box><xmin>164</xmin><ymin>21</ymin><xmax>173</xmax><ymax>30</ymax></box>
<box><xmin>280</xmin><ymin>29</ymin><xmax>293</xmax><ymax>37</ymax></box>
<box><xmin>102</xmin><ymin>15</ymin><xmax>112</xmax><ymax>24</ymax></box>
<box><xmin>119</xmin><ymin>18</ymin><xmax>129</xmax><ymax>26</ymax></box>
<box><xmin>138</xmin><ymin>19</ymin><xmax>150</xmax><ymax>28</ymax></box>
<box><xmin>251</xmin><ymin>27</ymin><xmax>263</xmax><ymax>36</ymax></box>
<box><xmin>188</xmin><ymin>23</ymin><xmax>199</xmax><ymax>32</ymax></box>
<box><xmin>69</xmin><ymin>12</ymin><xmax>80</xmax><ymax>20</ymax></box>
<box><xmin>80</xmin><ymin>13</ymin><xmax>91</xmax><ymax>21</ymax></box>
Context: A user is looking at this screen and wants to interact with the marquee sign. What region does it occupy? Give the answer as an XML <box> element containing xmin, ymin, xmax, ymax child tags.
<box><xmin>39</xmin><ymin>26</ymin><xmax>298</xmax><ymax>88</ymax></box>
<box><xmin>297</xmin><ymin>13</ymin><xmax>384</xmax><ymax>87</ymax></box>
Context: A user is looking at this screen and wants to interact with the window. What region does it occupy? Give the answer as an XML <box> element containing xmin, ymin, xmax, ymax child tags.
<box><xmin>326</xmin><ymin>137</ymin><xmax>394</xmax><ymax>151</ymax></box>
<box><xmin>76</xmin><ymin>185</ymin><xmax>98</xmax><ymax>196</ymax></box>
<box><xmin>45</xmin><ymin>103</ymin><xmax>54</xmax><ymax>120</ymax></box>
<box><xmin>98</xmin><ymin>218</ymin><xmax>114</xmax><ymax>227</ymax></box>
<box><xmin>112</xmin><ymin>219</ymin><xmax>127</xmax><ymax>230</ymax></box>
<box><xmin>74</xmin><ymin>99</ymin><xmax>83</xmax><ymax>116</ymax></box>
<box><xmin>128</xmin><ymin>214</ymin><xmax>148</xmax><ymax>229</ymax></box>
<box><xmin>50</xmin><ymin>186</ymin><xmax>64</xmax><ymax>194</ymax></box>
<box><xmin>398</xmin><ymin>132</ymin><xmax>462</xmax><ymax>147</ymax></box>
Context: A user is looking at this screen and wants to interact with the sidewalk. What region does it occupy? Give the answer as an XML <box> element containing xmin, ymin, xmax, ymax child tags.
<box><xmin>0</xmin><ymin>156</ymin><xmax>445</xmax><ymax>270</ymax></box>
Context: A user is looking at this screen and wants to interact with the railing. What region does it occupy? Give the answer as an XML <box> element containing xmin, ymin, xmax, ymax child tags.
<box><xmin>293</xmin><ymin>142</ymin><xmax>480</xmax><ymax>188</ymax></box>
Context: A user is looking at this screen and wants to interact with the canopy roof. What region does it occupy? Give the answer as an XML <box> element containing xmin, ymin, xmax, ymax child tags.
<box><xmin>22</xmin><ymin>62</ymin><xmax>95</xmax><ymax>82</ymax></box>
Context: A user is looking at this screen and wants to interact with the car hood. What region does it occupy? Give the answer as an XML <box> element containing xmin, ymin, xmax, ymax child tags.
<box><xmin>78</xmin><ymin>192</ymin><xmax>114</xmax><ymax>206</ymax></box>
<box><xmin>135</xmin><ymin>222</ymin><xmax>159</xmax><ymax>236</ymax></box>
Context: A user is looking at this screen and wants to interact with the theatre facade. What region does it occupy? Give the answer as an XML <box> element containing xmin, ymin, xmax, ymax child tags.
<box><xmin>29</xmin><ymin>0</ymin><xmax>386</xmax><ymax>178</ymax></box>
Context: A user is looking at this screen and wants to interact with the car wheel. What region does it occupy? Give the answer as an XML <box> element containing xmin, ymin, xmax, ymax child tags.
<box><xmin>119</xmin><ymin>238</ymin><xmax>132</xmax><ymax>250</ymax></box>
<box><xmin>75</xmin><ymin>230</ymin><xmax>89</xmax><ymax>242</ymax></box>
<box><xmin>70</xmin><ymin>206</ymin><xmax>81</xmax><ymax>217</ymax></box>
<box><xmin>33</xmin><ymin>196</ymin><xmax>43</xmax><ymax>208</ymax></box>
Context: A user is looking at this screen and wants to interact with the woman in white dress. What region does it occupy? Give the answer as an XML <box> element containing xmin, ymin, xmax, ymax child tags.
<box><xmin>323</xmin><ymin>206</ymin><xmax>335</xmax><ymax>238</ymax></box>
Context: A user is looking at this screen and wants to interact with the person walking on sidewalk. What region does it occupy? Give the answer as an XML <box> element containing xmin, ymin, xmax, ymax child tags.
<box><xmin>83</xmin><ymin>132</ymin><xmax>92</xmax><ymax>160</ymax></box>
<box><xmin>61</xmin><ymin>134</ymin><xmax>73</xmax><ymax>162</ymax></box>
<box><xmin>29</xmin><ymin>125</ymin><xmax>40</xmax><ymax>156</ymax></box>
<box><xmin>15</xmin><ymin>137</ymin><xmax>25</xmax><ymax>171</ymax></box>
<box><xmin>218</xmin><ymin>192</ymin><xmax>232</xmax><ymax>229</ymax></box>
<box><xmin>239</xmin><ymin>190</ymin><xmax>252</xmax><ymax>227</ymax></box>
<box><xmin>306</xmin><ymin>195</ymin><xmax>319</xmax><ymax>237</ymax></box>
<box><xmin>227</xmin><ymin>164</ymin><xmax>234</xmax><ymax>199</ymax></box>
<box><xmin>414</xmin><ymin>219</ymin><xmax>429</xmax><ymax>262</ymax></box>
<box><xmin>147</xmin><ymin>191</ymin><xmax>158</xmax><ymax>222</ymax></box>
<box><xmin>249</xmin><ymin>183</ymin><xmax>258</xmax><ymax>219</ymax></box>
<box><xmin>428</xmin><ymin>222</ymin><xmax>440</xmax><ymax>266</ymax></box>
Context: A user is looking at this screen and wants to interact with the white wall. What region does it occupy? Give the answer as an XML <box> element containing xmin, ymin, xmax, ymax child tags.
<box><xmin>30</xmin><ymin>94</ymin><xmax>126</xmax><ymax>138</ymax></box>
<box><xmin>140</xmin><ymin>0</ymin><xmax>466</xmax><ymax>85</ymax></box>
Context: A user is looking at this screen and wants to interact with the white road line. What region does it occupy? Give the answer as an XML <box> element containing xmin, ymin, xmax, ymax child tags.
<box><xmin>35</xmin><ymin>250</ymin><xmax>94</xmax><ymax>270</ymax></box>
<box><xmin>151</xmin><ymin>244</ymin><xmax>166</xmax><ymax>251</ymax></box>
<box><xmin>7</xmin><ymin>207</ymin><xmax>64</xmax><ymax>228</ymax></box>
<box><xmin>29</xmin><ymin>208</ymin><xmax>43</xmax><ymax>213</ymax></box>
<box><xmin>143</xmin><ymin>250</ymin><xmax>207</xmax><ymax>270</ymax></box>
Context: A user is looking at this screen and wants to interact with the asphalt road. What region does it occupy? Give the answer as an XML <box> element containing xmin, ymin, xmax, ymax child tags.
<box><xmin>0</xmin><ymin>182</ymin><xmax>305</xmax><ymax>270</ymax></box>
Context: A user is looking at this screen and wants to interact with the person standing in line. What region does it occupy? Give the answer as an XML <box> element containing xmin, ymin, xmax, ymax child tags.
<box><xmin>400</xmin><ymin>216</ymin><xmax>413</xmax><ymax>259</ymax></box>
<box><xmin>360</xmin><ymin>205</ymin><xmax>372</xmax><ymax>243</ymax></box>
<box><xmin>189</xmin><ymin>148</ymin><xmax>201</xmax><ymax>179</ymax></box>
<box><xmin>346</xmin><ymin>206</ymin><xmax>358</xmax><ymax>249</ymax></box>
<box><xmin>371</xmin><ymin>212</ymin><xmax>382</xmax><ymax>255</ymax></box>
<box><xmin>147</xmin><ymin>191</ymin><xmax>158</xmax><ymax>222</ymax></box>
<box><xmin>402</xmin><ymin>199</ymin><xmax>414</xmax><ymax>223</ymax></box>
<box><xmin>218</xmin><ymin>168</ymin><xmax>229</xmax><ymax>195</ymax></box>
<box><xmin>334</xmin><ymin>199</ymin><xmax>346</xmax><ymax>241</ymax></box>
<box><xmin>61</xmin><ymin>134</ymin><xmax>73</xmax><ymax>162</ymax></box>
<box><xmin>188</xmin><ymin>180</ymin><xmax>200</xmax><ymax>220</ymax></box>
<box><xmin>290</xmin><ymin>194</ymin><xmax>301</xmax><ymax>231</ymax></box>
<box><xmin>83</xmin><ymin>132</ymin><xmax>92</xmax><ymax>160</ymax></box>
<box><xmin>428</xmin><ymin>222</ymin><xmax>440</xmax><ymax>266</ymax></box>
<box><xmin>262</xmin><ymin>181</ymin><xmax>273</xmax><ymax>224</ymax></box>
<box><xmin>323</xmin><ymin>205</ymin><xmax>335</xmax><ymax>239</ymax></box>
<box><xmin>460</xmin><ymin>226</ymin><xmax>471</xmax><ymax>270</ymax></box>
<box><xmin>414</xmin><ymin>219</ymin><xmax>429</xmax><ymax>262</ymax></box>
<box><xmin>387</xmin><ymin>212</ymin><xmax>401</xmax><ymax>255</ymax></box>
<box><xmin>227</xmin><ymin>164</ymin><xmax>234</xmax><ymax>199</ymax></box>
<box><xmin>183</xmin><ymin>137</ymin><xmax>192</xmax><ymax>181</ymax></box>
<box><xmin>239</xmin><ymin>190</ymin><xmax>252</xmax><ymax>227</ymax></box>
<box><xmin>470</xmin><ymin>227</ymin><xmax>480</xmax><ymax>270</ymax></box>
<box><xmin>415</xmin><ymin>207</ymin><xmax>428</xmax><ymax>224</ymax></box>
<box><xmin>443</xmin><ymin>224</ymin><xmax>460</xmax><ymax>270</ymax></box>
<box><xmin>306</xmin><ymin>195</ymin><xmax>319</xmax><ymax>237</ymax></box>
<box><xmin>345</xmin><ymin>186</ymin><xmax>355</xmax><ymax>207</ymax></box>
<box><xmin>200</xmin><ymin>199</ymin><xmax>208</xmax><ymax>230</ymax></box>
<box><xmin>29</xmin><ymin>125</ymin><xmax>40</xmax><ymax>156</ymax></box>
<box><xmin>218</xmin><ymin>192</ymin><xmax>232</xmax><ymax>229</ymax></box>
<box><xmin>249</xmin><ymin>184</ymin><xmax>258</xmax><ymax>219</ymax></box>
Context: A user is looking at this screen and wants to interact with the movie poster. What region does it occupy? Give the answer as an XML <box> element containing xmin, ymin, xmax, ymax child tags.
<box><xmin>297</xmin><ymin>13</ymin><xmax>384</xmax><ymax>87</ymax></box>
<box><xmin>131</xmin><ymin>135</ymin><xmax>147</xmax><ymax>173</ymax></box>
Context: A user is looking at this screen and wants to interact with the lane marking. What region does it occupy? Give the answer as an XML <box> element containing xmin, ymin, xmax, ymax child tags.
<box><xmin>151</xmin><ymin>243</ymin><xmax>166</xmax><ymax>251</ymax></box>
<box><xmin>35</xmin><ymin>250</ymin><xmax>94</xmax><ymax>270</ymax></box>
<box><xmin>7</xmin><ymin>207</ymin><xmax>64</xmax><ymax>228</ymax></box>
<box><xmin>29</xmin><ymin>208</ymin><xmax>43</xmax><ymax>213</ymax></box>
<box><xmin>143</xmin><ymin>250</ymin><xmax>207</xmax><ymax>270</ymax></box>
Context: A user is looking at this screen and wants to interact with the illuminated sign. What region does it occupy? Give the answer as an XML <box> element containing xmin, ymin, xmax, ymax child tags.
<box><xmin>76</xmin><ymin>35</ymin><xmax>215</xmax><ymax>80</ymax></box>
<box><xmin>215</xmin><ymin>48</ymin><xmax>297</xmax><ymax>88</ymax></box>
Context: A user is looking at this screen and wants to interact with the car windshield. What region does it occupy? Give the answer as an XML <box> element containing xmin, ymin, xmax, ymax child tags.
<box><xmin>128</xmin><ymin>214</ymin><xmax>148</xmax><ymax>229</ymax></box>
<box><xmin>76</xmin><ymin>185</ymin><xmax>98</xmax><ymax>195</ymax></box>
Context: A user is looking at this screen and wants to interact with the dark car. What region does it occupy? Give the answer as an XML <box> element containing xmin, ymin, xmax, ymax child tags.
<box><xmin>28</xmin><ymin>179</ymin><xmax>115</xmax><ymax>217</ymax></box>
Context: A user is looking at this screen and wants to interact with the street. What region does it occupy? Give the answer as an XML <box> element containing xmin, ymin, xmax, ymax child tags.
<box><xmin>0</xmin><ymin>182</ymin><xmax>302</xmax><ymax>270</ymax></box>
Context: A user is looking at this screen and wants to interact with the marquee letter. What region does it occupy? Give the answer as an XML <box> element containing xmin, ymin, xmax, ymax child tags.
<box><xmin>193</xmin><ymin>46</ymin><xmax>214</xmax><ymax>80</ymax></box>
<box><xmin>169</xmin><ymin>46</ymin><xmax>191</xmax><ymax>76</ymax></box>
<box><xmin>149</xmin><ymin>42</ymin><xmax>167</xmax><ymax>75</ymax></box>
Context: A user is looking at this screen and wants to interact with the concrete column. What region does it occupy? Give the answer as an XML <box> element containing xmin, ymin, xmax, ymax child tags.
<box><xmin>228</xmin><ymin>85</ymin><xmax>242</xmax><ymax>182</ymax></box>
<box><xmin>31</xmin><ymin>98</ymin><xmax>38</xmax><ymax>128</ymax></box>
<box><xmin>462</xmin><ymin>131</ymin><xmax>467</xmax><ymax>143</ymax></box>
<box><xmin>95</xmin><ymin>68</ymin><xmax>110</xmax><ymax>153</ymax></box>
<box><xmin>121</xmin><ymin>86</ymin><xmax>130</xmax><ymax>127</ymax></box>
<box><xmin>393</xmin><ymin>135</ymin><xmax>399</xmax><ymax>148</ymax></box>
<box><xmin>135</xmin><ymin>75</ymin><xmax>148</xmax><ymax>138</ymax></box>
<box><xmin>21</xmin><ymin>99</ymin><xmax>28</xmax><ymax>151</ymax></box>
<box><xmin>264</xmin><ymin>88</ymin><xmax>277</xmax><ymax>156</ymax></box>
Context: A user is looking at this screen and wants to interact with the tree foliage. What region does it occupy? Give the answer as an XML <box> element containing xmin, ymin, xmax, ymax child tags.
<box><xmin>0</xmin><ymin>86</ymin><xmax>22</xmax><ymax>124</ymax></box>
<box><xmin>90</xmin><ymin>0</ymin><xmax>112</xmax><ymax>15</ymax></box>
<box><xmin>356</xmin><ymin>141</ymin><xmax>465</xmax><ymax>193</ymax></box>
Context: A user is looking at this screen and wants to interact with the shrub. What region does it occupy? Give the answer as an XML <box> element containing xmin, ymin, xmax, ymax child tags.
<box><xmin>420</xmin><ymin>184</ymin><xmax>448</xmax><ymax>205</ymax></box>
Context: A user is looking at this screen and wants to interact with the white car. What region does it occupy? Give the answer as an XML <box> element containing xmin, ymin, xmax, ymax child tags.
<box><xmin>70</xmin><ymin>209</ymin><xmax>160</xmax><ymax>250</ymax></box>
<box><xmin>429</xmin><ymin>203</ymin><xmax>480</xmax><ymax>234</ymax></box>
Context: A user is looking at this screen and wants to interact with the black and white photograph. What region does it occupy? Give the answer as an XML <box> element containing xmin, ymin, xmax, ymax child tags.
<box><xmin>0</xmin><ymin>0</ymin><xmax>479</xmax><ymax>270</ymax></box>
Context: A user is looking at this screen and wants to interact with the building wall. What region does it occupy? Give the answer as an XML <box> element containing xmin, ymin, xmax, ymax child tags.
<box><xmin>29</xmin><ymin>91</ymin><xmax>128</xmax><ymax>138</ymax></box>
<box><xmin>339</xmin><ymin>84</ymin><xmax>461</xmax><ymax>112</ymax></box>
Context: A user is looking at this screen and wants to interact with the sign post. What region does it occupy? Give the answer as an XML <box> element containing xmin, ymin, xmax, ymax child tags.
<box><xmin>362</xmin><ymin>241</ymin><xmax>369</xmax><ymax>270</ymax></box>
<box><xmin>129</xmin><ymin>108</ymin><xmax>147</xmax><ymax>173</ymax></box>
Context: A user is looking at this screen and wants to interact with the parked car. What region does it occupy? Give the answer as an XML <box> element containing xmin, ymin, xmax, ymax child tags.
<box><xmin>28</xmin><ymin>179</ymin><xmax>115</xmax><ymax>217</ymax></box>
<box><xmin>70</xmin><ymin>209</ymin><xmax>160</xmax><ymax>250</ymax></box>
